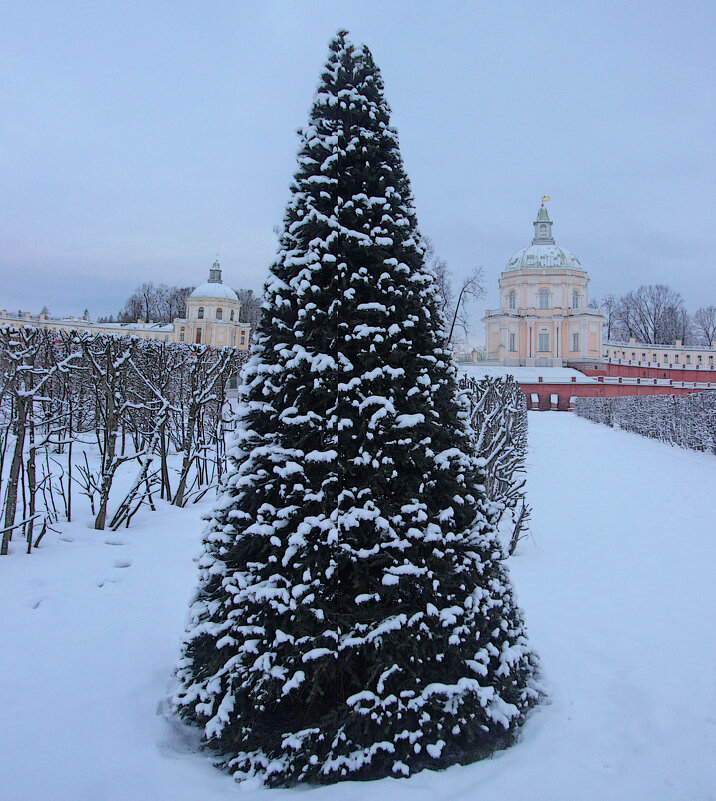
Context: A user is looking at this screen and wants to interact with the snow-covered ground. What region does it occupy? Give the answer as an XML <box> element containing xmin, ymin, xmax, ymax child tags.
<box><xmin>1</xmin><ymin>413</ymin><xmax>715</xmax><ymax>800</ymax></box>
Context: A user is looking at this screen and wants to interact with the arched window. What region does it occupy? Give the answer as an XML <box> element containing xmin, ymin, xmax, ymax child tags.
<box><xmin>539</xmin><ymin>289</ymin><xmax>549</xmax><ymax>310</ymax></box>
<box><xmin>572</xmin><ymin>290</ymin><xmax>579</xmax><ymax>308</ymax></box>
<box><xmin>197</xmin><ymin>307</ymin><xmax>204</xmax><ymax>320</ymax></box>
<box><xmin>509</xmin><ymin>290</ymin><xmax>516</xmax><ymax>310</ymax></box>
<box><xmin>230</xmin><ymin>309</ymin><xmax>234</xmax><ymax>321</ymax></box>
<box><xmin>216</xmin><ymin>307</ymin><xmax>223</xmax><ymax>320</ymax></box>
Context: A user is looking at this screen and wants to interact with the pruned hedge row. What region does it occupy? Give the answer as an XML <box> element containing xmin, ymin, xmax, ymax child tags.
<box><xmin>459</xmin><ymin>375</ymin><xmax>531</xmax><ymax>555</ymax></box>
<box><xmin>574</xmin><ymin>392</ymin><xmax>716</xmax><ymax>454</ymax></box>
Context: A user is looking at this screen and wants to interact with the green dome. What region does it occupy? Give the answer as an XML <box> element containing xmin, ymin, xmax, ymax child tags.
<box><xmin>505</xmin><ymin>206</ymin><xmax>585</xmax><ymax>272</ymax></box>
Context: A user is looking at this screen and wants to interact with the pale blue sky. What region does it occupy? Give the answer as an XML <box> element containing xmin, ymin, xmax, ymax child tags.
<box><xmin>1</xmin><ymin>0</ymin><xmax>714</xmax><ymax>335</ymax></box>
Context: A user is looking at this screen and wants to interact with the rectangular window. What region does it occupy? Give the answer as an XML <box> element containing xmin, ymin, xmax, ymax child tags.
<box><xmin>572</xmin><ymin>333</ymin><xmax>579</xmax><ymax>352</ymax></box>
<box><xmin>698</xmin><ymin>355</ymin><xmax>702</xmax><ymax>363</ymax></box>
<box><xmin>179</xmin><ymin>332</ymin><xmax>185</xmax><ymax>342</ymax></box>
<box><xmin>509</xmin><ymin>333</ymin><xmax>516</xmax><ymax>352</ymax></box>
<box><xmin>686</xmin><ymin>355</ymin><xmax>691</xmax><ymax>364</ymax></box>
<box><xmin>538</xmin><ymin>332</ymin><xmax>549</xmax><ymax>352</ymax></box>
<box><xmin>675</xmin><ymin>355</ymin><xmax>679</xmax><ymax>364</ymax></box>
<box><xmin>641</xmin><ymin>353</ymin><xmax>645</xmax><ymax>360</ymax></box>
<box><xmin>663</xmin><ymin>354</ymin><xmax>668</xmax><ymax>363</ymax></box>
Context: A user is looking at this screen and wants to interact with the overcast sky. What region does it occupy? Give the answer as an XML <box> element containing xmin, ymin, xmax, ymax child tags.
<box><xmin>1</xmin><ymin>0</ymin><xmax>714</xmax><ymax>341</ymax></box>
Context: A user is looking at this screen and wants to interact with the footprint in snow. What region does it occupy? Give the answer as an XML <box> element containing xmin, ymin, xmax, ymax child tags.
<box><xmin>104</xmin><ymin>539</ymin><xmax>125</xmax><ymax>546</ymax></box>
<box><xmin>97</xmin><ymin>578</ymin><xmax>120</xmax><ymax>588</ymax></box>
<box><xmin>114</xmin><ymin>559</ymin><xmax>132</xmax><ymax>569</ymax></box>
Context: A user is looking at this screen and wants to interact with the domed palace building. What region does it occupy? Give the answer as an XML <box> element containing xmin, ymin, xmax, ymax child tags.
<box><xmin>174</xmin><ymin>260</ymin><xmax>250</xmax><ymax>348</ymax></box>
<box><xmin>483</xmin><ymin>204</ymin><xmax>604</xmax><ymax>367</ymax></box>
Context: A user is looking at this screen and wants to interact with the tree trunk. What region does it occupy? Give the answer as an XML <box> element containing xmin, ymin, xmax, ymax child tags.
<box><xmin>173</xmin><ymin>399</ymin><xmax>198</xmax><ymax>507</ymax></box>
<box><xmin>2</xmin><ymin>402</ymin><xmax>27</xmax><ymax>554</ymax></box>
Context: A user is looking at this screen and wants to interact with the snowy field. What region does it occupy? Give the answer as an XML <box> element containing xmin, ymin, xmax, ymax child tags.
<box><xmin>1</xmin><ymin>413</ymin><xmax>715</xmax><ymax>800</ymax></box>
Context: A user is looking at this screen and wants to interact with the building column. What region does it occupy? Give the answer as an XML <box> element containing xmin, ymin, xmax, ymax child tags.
<box><xmin>581</xmin><ymin>320</ymin><xmax>587</xmax><ymax>358</ymax></box>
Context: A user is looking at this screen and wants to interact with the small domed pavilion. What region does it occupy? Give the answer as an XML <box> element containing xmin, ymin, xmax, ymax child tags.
<box><xmin>178</xmin><ymin>260</ymin><xmax>250</xmax><ymax>347</ymax></box>
<box><xmin>483</xmin><ymin>205</ymin><xmax>604</xmax><ymax>366</ymax></box>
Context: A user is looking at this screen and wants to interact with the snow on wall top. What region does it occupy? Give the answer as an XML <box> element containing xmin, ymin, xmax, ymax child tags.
<box><xmin>458</xmin><ymin>364</ymin><xmax>597</xmax><ymax>384</ymax></box>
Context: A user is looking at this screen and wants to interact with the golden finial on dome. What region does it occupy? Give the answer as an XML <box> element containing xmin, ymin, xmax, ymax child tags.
<box><xmin>541</xmin><ymin>195</ymin><xmax>550</xmax><ymax>206</ymax></box>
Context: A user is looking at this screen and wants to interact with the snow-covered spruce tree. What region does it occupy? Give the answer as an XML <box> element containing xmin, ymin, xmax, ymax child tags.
<box><xmin>174</xmin><ymin>32</ymin><xmax>538</xmax><ymax>785</ymax></box>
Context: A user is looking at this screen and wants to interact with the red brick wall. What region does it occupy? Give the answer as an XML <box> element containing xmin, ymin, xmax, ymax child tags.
<box><xmin>582</xmin><ymin>362</ymin><xmax>716</xmax><ymax>383</ymax></box>
<box><xmin>521</xmin><ymin>380</ymin><xmax>715</xmax><ymax>411</ymax></box>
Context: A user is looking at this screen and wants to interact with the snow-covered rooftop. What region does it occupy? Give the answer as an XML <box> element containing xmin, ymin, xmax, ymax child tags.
<box><xmin>504</xmin><ymin>243</ymin><xmax>584</xmax><ymax>272</ymax></box>
<box><xmin>189</xmin><ymin>282</ymin><xmax>238</xmax><ymax>302</ymax></box>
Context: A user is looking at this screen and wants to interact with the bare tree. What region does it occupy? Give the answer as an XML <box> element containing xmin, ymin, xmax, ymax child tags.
<box><xmin>79</xmin><ymin>334</ymin><xmax>139</xmax><ymax>529</ymax></box>
<box><xmin>0</xmin><ymin>327</ymin><xmax>80</xmax><ymax>553</ymax></box>
<box><xmin>172</xmin><ymin>347</ymin><xmax>238</xmax><ymax>506</ymax></box>
<box><xmin>236</xmin><ymin>288</ymin><xmax>262</xmax><ymax>330</ymax></box>
<box><xmin>119</xmin><ymin>282</ymin><xmax>161</xmax><ymax>323</ymax></box>
<box><xmin>447</xmin><ymin>268</ymin><xmax>485</xmax><ymax>345</ymax></box>
<box><xmin>423</xmin><ymin>236</ymin><xmax>454</xmax><ymax>327</ymax></box>
<box><xmin>617</xmin><ymin>284</ymin><xmax>686</xmax><ymax>344</ymax></box>
<box><xmin>694</xmin><ymin>306</ymin><xmax>716</xmax><ymax>346</ymax></box>
<box><xmin>595</xmin><ymin>294</ymin><xmax>626</xmax><ymax>341</ymax></box>
<box><xmin>422</xmin><ymin>236</ymin><xmax>484</xmax><ymax>345</ymax></box>
<box><xmin>166</xmin><ymin>285</ymin><xmax>193</xmax><ymax>320</ymax></box>
<box><xmin>660</xmin><ymin>304</ymin><xmax>693</xmax><ymax>345</ymax></box>
<box><xmin>119</xmin><ymin>282</ymin><xmax>193</xmax><ymax>323</ymax></box>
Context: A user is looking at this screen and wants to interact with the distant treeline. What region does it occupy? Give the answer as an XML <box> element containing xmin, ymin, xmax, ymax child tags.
<box><xmin>95</xmin><ymin>281</ymin><xmax>263</xmax><ymax>329</ymax></box>
<box><xmin>597</xmin><ymin>284</ymin><xmax>715</xmax><ymax>346</ymax></box>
